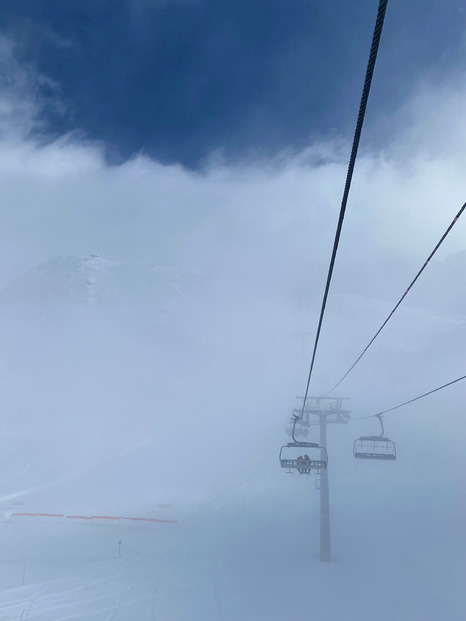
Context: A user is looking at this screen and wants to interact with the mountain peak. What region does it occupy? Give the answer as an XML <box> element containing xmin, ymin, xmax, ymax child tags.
<box><xmin>0</xmin><ymin>254</ymin><xmax>199</xmax><ymax>308</ymax></box>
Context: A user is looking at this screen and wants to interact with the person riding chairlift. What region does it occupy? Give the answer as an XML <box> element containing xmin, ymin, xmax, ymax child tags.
<box><xmin>297</xmin><ymin>455</ymin><xmax>304</xmax><ymax>474</ymax></box>
<box><xmin>303</xmin><ymin>454</ymin><xmax>311</xmax><ymax>475</ymax></box>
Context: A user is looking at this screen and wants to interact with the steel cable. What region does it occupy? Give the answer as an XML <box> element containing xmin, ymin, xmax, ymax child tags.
<box><xmin>352</xmin><ymin>373</ymin><xmax>466</xmax><ymax>421</ymax></box>
<box><xmin>325</xmin><ymin>200</ymin><xmax>466</xmax><ymax>395</ymax></box>
<box><xmin>293</xmin><ymin>0</ymin><xmax>389</xmax><ymax>438</ymax></box>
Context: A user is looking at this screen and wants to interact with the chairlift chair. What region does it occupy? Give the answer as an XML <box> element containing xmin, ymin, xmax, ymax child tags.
<box><xmin>285</xmin><ymin>424</ymin><xmax>309</xmax><ymax>438</ymax></box>
<box><xmin>285</xmin><ymin>408</ymin><xmax>311</xmax><ymax>438</ymax></box>
<box><xmin>353</xmin><ymin>415</ymin><xmax>396</xmax><ymax>461</ymax></box>
<box><xmin>279</xmin><ymin>442</ymin><xmax>328</xmax><ymax>474</ymax></box>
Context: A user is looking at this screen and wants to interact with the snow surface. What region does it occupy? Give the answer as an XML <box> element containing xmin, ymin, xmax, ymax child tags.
<box><xmin>0</xmin><ymin>481</ymin><xmax>465</xmax><ymax>621</ymax></box>
<box><xmin>0</xmin><ymin>254</ymin><xmax>203</xmax><ymax>309</ymax></box>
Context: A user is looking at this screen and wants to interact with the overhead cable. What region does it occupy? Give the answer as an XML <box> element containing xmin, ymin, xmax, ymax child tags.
<box><xmin>293</xmin><ymin>0</ymin><xmax>389</xmax><ymax>438</ymax></box>
<box><xmin>353</xmin><ymin>373</ymin><xmax>466</xmax><ymax>421</ymax></box>
<box><xmin>325</xmin><ymin>200</ymin><xmax>466</xmax><ymax>395</ymax></box>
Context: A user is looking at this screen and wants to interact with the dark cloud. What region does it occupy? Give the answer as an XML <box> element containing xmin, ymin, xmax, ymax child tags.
<box><xmin>0</xmin><ymin>0</ymin><xmax>464</xmax><ymax>167</ymax></box>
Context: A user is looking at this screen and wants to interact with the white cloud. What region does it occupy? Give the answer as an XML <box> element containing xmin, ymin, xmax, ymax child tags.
<box><xmin>0</xmin><ymin>50</ymin><xmax>464</xmax><ymax>286</ymax></box>
<box><xmin>0</xmin><ymin>39</ymin><xmax>465</xmax><ymax>511</ymax></box>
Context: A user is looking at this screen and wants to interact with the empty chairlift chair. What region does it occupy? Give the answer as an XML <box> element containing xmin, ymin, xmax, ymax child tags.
<box><xmin>285</xmin><ymin>409</ymin><xmax>310</xmax><ymax>438</ymax></box>
<box><xmin>279</xmin><ymin>442</ymin><xmax>328</xmax><ymax>474</ymax></box>
<box><xmin>353</xmin><ymin>415</ymin><xmax>396</xmax><ymax>461</ymax></box>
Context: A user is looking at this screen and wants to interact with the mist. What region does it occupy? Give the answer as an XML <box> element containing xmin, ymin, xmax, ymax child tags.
<box><xmin>0</xmin><ymin>35</ymin><xmax>465</xmax><ymax>621</ymax></box>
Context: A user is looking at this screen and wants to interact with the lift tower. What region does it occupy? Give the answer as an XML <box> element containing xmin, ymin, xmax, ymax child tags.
<box><xmin>293</xmin><ymin>396</ymin><xmax>351</xmax><ymax>562</ymax></box>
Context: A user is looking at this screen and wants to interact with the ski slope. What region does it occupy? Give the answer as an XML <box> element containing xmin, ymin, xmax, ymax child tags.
<box><xmin>0</xmin><ymin>478</ymin><xmax>465</xmax><ymax>621</ymax></box>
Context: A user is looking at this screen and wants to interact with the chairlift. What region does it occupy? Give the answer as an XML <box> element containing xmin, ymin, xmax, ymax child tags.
<box><xmin>285</xmin><ymin>423</ymin><xmax>309</xmax><ymax>438</ymax></box>
<box><xmin>353</xmin><ymin>415</ymin><xmax>396</xmax><ymax>461</ymax></box>
<box><xmin>285</xmin><ymin>408</ymin><xmax>310</xmax><ymax>438</ymax></box>
<box><xmin>279</xmin><ymin>442</ymin><xmax>328</xmax><ymax>474</ymax></box>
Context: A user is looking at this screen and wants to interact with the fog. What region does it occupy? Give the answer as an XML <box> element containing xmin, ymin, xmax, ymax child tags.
<box><xmin>0</xmin><ymin>38</ymin><xmax>465</xmax><ymax>620</ymax></box>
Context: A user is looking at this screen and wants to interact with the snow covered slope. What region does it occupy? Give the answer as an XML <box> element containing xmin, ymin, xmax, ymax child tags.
<box><xmin>0</xmin><ymin>253</ymin><xmax>203</xmax><ymax>308</ymax></box>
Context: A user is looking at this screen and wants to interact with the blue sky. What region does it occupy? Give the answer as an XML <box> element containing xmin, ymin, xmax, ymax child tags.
<box><xmin>1</xmin><ymin>0</ymin><xmax>465</xmax><ymax>167</ymax></box>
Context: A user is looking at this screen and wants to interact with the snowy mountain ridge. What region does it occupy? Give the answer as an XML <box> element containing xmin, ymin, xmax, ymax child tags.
<box><xmin>0</xmin><ymin>254</ymin><xmax>203</xmax><ymax>308</ymax></box>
